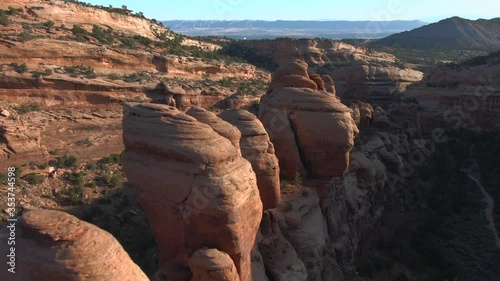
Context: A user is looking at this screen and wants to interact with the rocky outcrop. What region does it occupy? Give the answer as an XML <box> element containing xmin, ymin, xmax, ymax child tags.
<box><xmin>268</xmin><ymin>59</ymin><xmax>318</xmax><ymax>93</ymax></box>
<box><xmin>122</xmin><ymin>103</ymin><xmax>262</xmax><ymax>281</ymax></box>
<box><xmin>0</xmin><ymin>209</ymin><xmax>148</xmax><ymax>281</ymax></box>
<box><xmin>218</xmin><ymin>109</ymin><xmax>281</xmax><ymax>210</ymax></box>
<box><xmin>226</xmin><ymin>38</ymin><xmax>423</xmax><ymax>105</ymax></box>
<box><xmin>188</xmin><ymin>248</ymin><xmax>240</xmax><ymax>281</ymax></box>
<box><xmin>258</xmin><ymin>59</ymin><xmax>359</xmax><ymax>179</ymax></box>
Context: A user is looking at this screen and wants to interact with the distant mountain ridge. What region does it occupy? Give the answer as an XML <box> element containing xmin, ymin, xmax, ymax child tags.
<box><xmin>162</xmin><ymin>20</ymin><xmax>427</xmax><ymax>39</ymax></box>
<box><xmin>372</xmin><ymin>17</ymin><xmax>500</xmax><ymax>50</ymax></box>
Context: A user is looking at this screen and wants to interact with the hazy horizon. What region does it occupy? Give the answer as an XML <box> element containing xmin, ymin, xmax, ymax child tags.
<box><xmin>83</xmin><ymin>0</ymin><xmax>499</xmax><ymax>23</ymax></box>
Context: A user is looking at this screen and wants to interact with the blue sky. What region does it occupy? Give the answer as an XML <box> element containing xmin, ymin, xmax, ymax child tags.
<box><xmin>84</xmin><ymin>0</ymin><xmax>499</xmax><ymax>22</ymax></box>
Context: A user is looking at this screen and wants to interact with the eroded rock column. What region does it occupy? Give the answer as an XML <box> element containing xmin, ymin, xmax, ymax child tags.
<box><xmin>122</xmin><ymin>103</ymin><xmax>262</xmax><ymax>281</ymax></box>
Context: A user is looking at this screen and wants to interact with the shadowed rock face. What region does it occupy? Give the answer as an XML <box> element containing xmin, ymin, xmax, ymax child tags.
<box><xmin>122</xmin><ymin>103</ymin><xmax>262</xmax><ymax>281</ymax></box>
<box><xmin>0</xmin><ymin>209</ymin><xmax>148</xmax><ymax>281</ymax></box>
<box><xmin>258</xmin><ymin>59</ymin><xmax>359</xmax><ymax>179</ymax></box>
<box><xmin>218</xmin><ymin>109</ymin><xmax>281</xmax><ymax>210</ymax></box>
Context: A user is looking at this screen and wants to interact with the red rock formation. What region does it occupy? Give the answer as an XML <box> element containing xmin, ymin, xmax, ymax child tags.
<box><xmin>122</xmin><ymin>103</ymin><xmax>262</xmax><ymax>281</ymax></box>
<box><xmin>218</xmin><ymin>109</ymin><xmax>281</xmax><ymax>210</ymax></box>
<box><xmin>258</xmin><ymin>59</ymin><xmax>359</xmax><ymax>179</ymax></box>
<box><xmin>188</xmin><ymin>248</ymin><xmax>240</xmax><ymax>281</ymax></box>
<box><xmin>268</xmin><ymin>59</ymin><xmax>318</xmax><ymax>93</ymax></box>
<box><xmin>0</xmin><ymin>209</ymin><xmax>148</xmax><ymax>281</ymax></box>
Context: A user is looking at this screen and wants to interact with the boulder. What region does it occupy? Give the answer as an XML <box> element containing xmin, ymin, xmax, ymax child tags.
<box><xmin>268</xmin><ymin>59</ymin><xmax>318</xmax><ymax>93</ymax></box>
<box><xmin>0</xmin><ymin>209</ymin><xmax>148</xmax><ymax>281</ymax></box>
<box><xmin>122</xmin><ymin>103</ymin><xmax>262</xmax><ymax>281</ymax></box>
<box><xmin>218</xmin><ymin>109</ymin><xmax>281</xmax><ymax>210</ymax></box>
<box><xmin>188</xmin><ymin>248</ymin><xmax>240</xmax><ymax>281</ymax></box>
<box><xmin>0</xmin><ymin>109</ymin><xmax>10</xmax><ymax>118</ymax></box>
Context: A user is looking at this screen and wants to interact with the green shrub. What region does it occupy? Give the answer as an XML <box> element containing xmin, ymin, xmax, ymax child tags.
<box><xmin>91</xmin><ymin>24</ymin><xmax>114</xmax><ymax>43</ymax></box>
<box><xmin>280</xmin><ymin>179</ymin><xmax>288</xmax><ymax>190</ymax></box>
<box><xmin>133</xmin><ymin>35</ymin><xmax>153</xmax><ymax>46</ymax></box>
<box><xmin>98</xmin><ymin>153</ymin><xmax>123</xmax><ymax>165</ymax></box>
<box><xmin>67</xmin><ymin>171</ymin><xmax>85</xmax><ymax>187</ymax></box>
<box><xmin>0</xmin><ymin>173</ymin><xmax>8</xmax><ymax>185</ymax></box>
<box><xmin>44</xmin><ymin>68</ymin><xmax>53</xmax><ymax>76</ymax></box>
<box><xmin>43</xmin><ymin>20</ymin><xmax>55</xmax><ymax>29</ymax></box>
<box><xmin>123</xmin><ymin>72</ymin><xmax>151</xmax><ymax>83</ymax></box>
<box><xmin>10</xmin><ymin>62</ymin><xmax>28</xmax><ymax>74</ymax></box>
<box><xmin>56</xmin><ymin>155</ymin><xmax>79</xmax><ymax>168</ymax></box>
<box><xmin>71</xmin><ymin>24</ymin><xmax>87</xmax><ymax>35</ymax></box>
<box><xmin>16</xmin><ymin>103</ymin><xmax>40</xmax><ymax>114</ymax></box>
<box><xmin>67</xmin><ymin>185</ymin><xmax>84</xmax><ymax>205</ymax></box>
<box><xmin>19</xmin><ymin>31</ymin><xmax>36</xmax><ymax>41</ymax></box>
<box><xmin>0</xmin><ymin>10</ymin><xmax>10</xmax><ymax>26</ymax></box>
<box><xmin>76</xmin><ymin>138</ymin><xmax>93</xmax><ymax>147</ymax></box>
<box><xmin>64</xmin><ymin>65</ymin><xmax>97</xmax><ymax>79</ymax></box>
<box><xmin>23</xmin><ymin>173</ymin><xmax>45</xmax><ymax>185</ymax></box>
<box><xmin>293</xmin><ymin>171</ymin><xmax>303</xmax><ymax>187</ymax></box>
<box><xmin>107</xmin><ymin>73</ymin><xmax>121</xmax><ymax>80</ymax></box>
<box><xmin>7</xmin><ymin>6</ymin><xmax>23</xmax><ymax>16</ymax></box>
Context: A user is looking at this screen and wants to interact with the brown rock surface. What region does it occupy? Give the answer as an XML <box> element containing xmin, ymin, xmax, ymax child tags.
<box><xmin>0</xmin><ymin>209</ymin><xmax>148</xmax><ymax>281</ymax></box>
<box><xmin>218</xmin><ymin>109</ymin><xmax>281</xmax><ymax>210</ymax></box>
<box><xmin>258</xmin><ymin>60</ymin><xmax>358</xmax><ymax>178</ymax></box>
<box><xmin>188</xmin><ymin>248</ymin><xmax>240</xmax><ymax>281</ymax></box>
<box><xmin>122</xmin><ymin>103</ymin><xmax>262</xmax><ymax>281</ymax></box>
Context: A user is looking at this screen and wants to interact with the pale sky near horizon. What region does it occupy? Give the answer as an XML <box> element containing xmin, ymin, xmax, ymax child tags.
<box><xmin>83</xmin><ymin>0</ymin><xmax>499</xmax><ymax>22</ymax></box>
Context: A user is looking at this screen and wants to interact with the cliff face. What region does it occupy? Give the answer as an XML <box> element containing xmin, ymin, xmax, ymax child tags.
<box><xmin>406</xmin><ymin>63</ymin><xmax>500</xmax><ymax>132</ymax></box>
<box><xmin>225</xmin><ymin>38</ymin><xmax>423</xmax><ymax>104</ymax></box>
